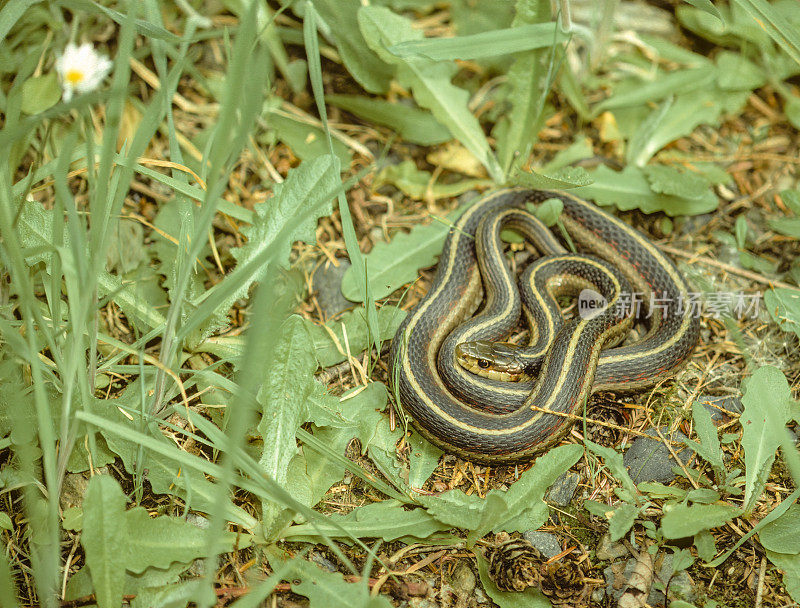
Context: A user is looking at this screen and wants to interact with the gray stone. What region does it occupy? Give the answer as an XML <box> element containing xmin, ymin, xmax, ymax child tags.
<box><xmin>311</xmin><ymin>259</ymin><xmax>353</xmax><ymax>319</ymax></box>
<box><xmin>522</xmin><ymin>531</ymin><xmax>562</xmax><ymax>560</ymax></box>
<box><xmin>546</xmin><ymin>471</ymin><xmax>580</xmax><ymax>506</ymax></box>
<box><xmin>624</xmin><ymin>427</ymin><xmax>690</xmax><ymax>483</ymax></box>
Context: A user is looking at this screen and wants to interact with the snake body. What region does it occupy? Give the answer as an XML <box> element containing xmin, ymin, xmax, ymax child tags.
<box><xmin>389</xmin><ymin>188</ymin><xmax>699</xmax><ymax>463</ymax></box>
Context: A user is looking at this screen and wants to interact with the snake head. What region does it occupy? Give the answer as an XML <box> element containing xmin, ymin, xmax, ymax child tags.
<box><xmin>455</xmin><ymin>341</ymin><xmax>526</xmax><ymax>381</ymax></box>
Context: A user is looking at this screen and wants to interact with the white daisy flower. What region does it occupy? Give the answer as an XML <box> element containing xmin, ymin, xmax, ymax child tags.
<box><xmin>55</xmin><ymin>43</ymin><xmax>113</xmax><ymax>102</ymax></box>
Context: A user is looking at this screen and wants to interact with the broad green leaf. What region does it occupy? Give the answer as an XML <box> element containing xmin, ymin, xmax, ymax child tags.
<box><xmin>407</xmin><ymin>431</ymin><xmax>443</xmax><ymax>490</ymax></box>
<box><xmin>389</xmin><ymin>22</ymin><xmax>565</xmax><ymax>60</ymax></box>
<box><xmin>231</xmin><ymin>154</ymin><xmax>337</xmax><ymax>278</ymax></box>
<box><xmin>313</xmin><ymin>0</ymin><xmax>394</xmax><ymax>94</ymax></box>
<box><xmin>495</xmin><ymin>1</ymin><xmax>556</xmax><ymax>173</ymax></box>
<box><xmin>290</xmin><ymin>558</ymin><xmax>392</xmax><ymax>608</ymax></box>
<box><xmin>642</xmin><ymin>165</ymin><xmax>715</xmax><ymax>201</ymax></box>
<box><xmin>661</xmin><ymin>503</ymin><xmax>741</xmax><ymax>539</ymax></box>
<box><xmin>682</xmin><ymin>0</ymin><xmax>724</xmax><ymax>22</ymax></box>
<box><xmin>766</xmin><ymin>550</ymin><xmax>800</xmax><ymax>603</ymax></box>
<box><xmin>741</xmin><ymin>366</ymin><xmax>794</xmax><ymax>513</ymax></box>
<box><xmin>81</xmin><ymin>476</ymin><xmax>128</xmax><ymax>608</ymax></box>
<box><xmin>683</xmin><ymin>401</ymin><xmax>725</xmax><ymax>477</ymax></box>
<box><xmin>715</xmin><ymin>51</ymin><xmax>766</xmax><ymax>91</ymax></box>
<box><xmin>626</xmin><ymin>96</ymin><xmax>675</xmax><ymax>167</ymax></box>
<box><xmin>766</xmin><ymin>288</ymin><xmax>800</xmax><ymax>339</ymax></box>
<box><xmin>782</xmin><ymin>189</ymin><xmax>800</xmax><ymax>216</ymax></box>
<box><xmin>373</xmin><ymin>160</ymin><xmax>491</xmax><ymax>200</ymax></box>
<box><xmin>418</xmin><ymin>489</ymin><xmax>487</xmax><ymax>530</ymax></box>
<box><xmin>265</xmin><ymin>112</ymin><xmax>352</xmax><ymax>166</ymax></box>
<box><xmin>475</xmin><ymin>551</ymin><xmax>551</xmax><ymax>608</ymax></box>
<box><xmin>511</xmin><ymin>166</ymin><xmax>592</xmax><ymax>190</ymax></box>
<box><xmin>609</xmin><ymin>502</ymin><xmax>639</xmax><ymax>542</ymax></box>
<box><xmin>768</xmin><ymin>216</ymin><xmax>800</xmax><ymax>239</ymax></box>
<box><xmin>628</xmin><ymin>88</ymin><xmax>748</xmax><ymax>167</ymax></box>
<box><xmin>326</xmin><ymin>95</ymin><xmax>451</xmax><ymax>145</ymax></box>
<box><xmin>593</xmin><ymin>66</ymin><xmax>716</xmax><ymax>113</ymax></box>
<box><xmin>64</xmin><ymin>561</ymin><xmax>190</xmax><ymax>605</ymax></box>
<box><xmin>358</xmin><ymin>6</ymin><xmax>502</xmax><ymax>182</ymax></box>
<box><xmin>420</xmin><ymin>444</ymin><xmax>583</xmax><ymax>536</ymax></box>
<box><xmin>123</xmin><ymin>507</ymin><xmax>249</xmax><ymax>574</ymax></box>
<box><xmin>283</xmin><ymin>500</ymin><xmax>450</xmax><ymax>542</ymax></box>
<box><xmin>257</xmin><ymin>316</ymin><xmax>317</xmax><ymax>526</ymax></box>
<box><xmin>21</xmin><ymin>73</ymin><xmax>60</xmax><ymax>115</ymax></box>
<box><xmin>694</xmin><ymin>529</ymin><xmax>717</xmax><ymax>563</ymax></box>
<box><xmin>759</xmin><ymin>504</ymin><xmax>800</xmax><ymax>554</ymax></box>
<box><xmin>488</xmin><ymin>444</ymin><xmax>583</xmax><ymax>534</ymax></box>
<box><xmin>340</xmin><ymin>206</ymin><xmax>465</xmax><ymax>302</ymax></box>
<box><xmin>573</xmin><ymin>165</ymin><xmax>718</xmax><ymax>216</ymax></box>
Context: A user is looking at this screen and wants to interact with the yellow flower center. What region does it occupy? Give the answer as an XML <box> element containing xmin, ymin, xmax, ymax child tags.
<box><xmin>65</xmin><ymin>69</ymin><xmax>84</xmax><ymax>85</ymax></box>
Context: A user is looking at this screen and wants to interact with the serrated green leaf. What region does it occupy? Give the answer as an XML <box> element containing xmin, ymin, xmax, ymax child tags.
<box><xmin>326</xmin><ymin>95</ymin><xmax>451</xmax><ymax>145</ymax></box>
<box><xmin>609</xmin><ymin>502</ymin><xmax>639</xmax><ymax>541</ymax></box>
<box><xmin>290</xmin><ymin>558</ymin><xmax>392</xmax><ymax>608</ymax></box>
<box><xmin>642</xmin><ymin>165</ymin><xmax>711</xmax><ymax>201</ymax></box>
<box><xmin>684</xmin><ymin>401</ymin><xmax>724</xmax><ymax>477</ymax></box>
<box><xmin>123</xmin><ymin>508</ymin><xmax>249</xmax><ymax>574</ymax></box>
<box><xmin>389</xmin><ymin>22</ymin><xmax>565</xmax><ymax>60</ymax></box>
<box><xmin>420</xmin><ymin>444</ymin><xmax>582</xmax><ymax>536</ymax></box>
<box><xmin>407</xmin><ymin>431</ymin><xmax>442</xmax><ymax>490</ymax></box>
<box><xmin>21</xmin><ymin>72</ymin><xmax>60</xmax><ymax>115</ymax></box>
<box><xmin>573</xmin><ymin>164</ymin><xmax>718</xmax><ymax>216</ymax></box>
<box><xmin>766</xmin><ymin>288</ymin><xmax>800</xmax><ymax>339</ymax></box>
<box><xmin>284</xmin><ymin>500</ymin><xmax>450</xmax><ymax>542</ymax></box>
<box><xmin>231</xmin><ymin>154</ymin><xmax>337</xmax><ymax>278</ymax></box>
<box><xmin>358</xmin><ymin>6</ymin><xmax>502</xmax><ymax>181</ymax></box>
<box><xmin>373</xmin><ymin>160</ymin><xmax>491</xmax><ymax>200</ymax></box>
<box><xmin>741</xmin><ymin>366</ymin><xmax>795</xmax><ymax>513</ymax></box>
<box><xmin>257</xmin><ymin>316</ymin><xmax>317</xmax><ymax>526</ymax></box>
<box><xmin>81</xmin><ymin>476</ymin><xmax>128</xmax><ymax>608</ymax></box>
<box><xmin>340</xmin><ymin>205</ymin><xmax>466</xmax><ymax>302</ymax></box>
<box><xmin>511</xmin><ymin>166</ymin><xmax>592</xmax><ymax>190</ymax></box>
<box><xmin>90</xmin><ymin>389</ymin><xmax>258</xmax><ymax>530</ymax></box>
<box><xmin>662</xmin><ymin>502</ymin><xmax>741</xmax><ymax>539</ymax></box>
<box><xmin>694</xmin><ymin>529</ymin><xmax>717</xmax><ymax>563</ymax></box>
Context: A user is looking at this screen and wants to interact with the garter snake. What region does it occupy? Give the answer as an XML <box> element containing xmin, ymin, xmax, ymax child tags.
<box><xmin>389</xmin><ymin>188</ymin><xmax>700</xmax><ymax>463</ymax></box>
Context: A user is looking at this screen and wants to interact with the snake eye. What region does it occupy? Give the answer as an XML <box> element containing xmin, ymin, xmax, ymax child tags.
<box><xmin>477</xmin><ymin>359</ymin><xmax>490</xmax><ymax>369</ymax></box>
